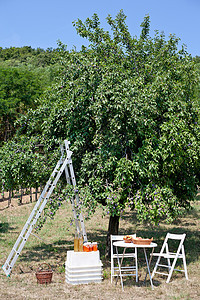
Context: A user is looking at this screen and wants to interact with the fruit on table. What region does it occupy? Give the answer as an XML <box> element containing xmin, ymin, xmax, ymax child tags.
<box><xmin>123</xmin><ymin>235</ymin><xmax>132</xmax><ymax>241</ymax></box>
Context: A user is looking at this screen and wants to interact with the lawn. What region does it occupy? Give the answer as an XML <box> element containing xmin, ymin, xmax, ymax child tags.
<box><xmin>0</xmin><ymin>194</ymin><xmax>200</xmax><ymax>300</ymax></box>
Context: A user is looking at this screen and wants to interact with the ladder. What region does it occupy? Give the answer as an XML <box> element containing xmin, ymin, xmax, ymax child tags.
<box><xmin>2</xmin><ymin>140</ymin><xmax>87</xmax><ymax>277</ymax></box>
<box><xmin>60</xmin><ymin>141</ymin><xmax>87</xmax><ymax>242</ymax></box>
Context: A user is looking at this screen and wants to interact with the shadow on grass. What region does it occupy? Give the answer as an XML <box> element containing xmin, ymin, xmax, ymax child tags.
<box><xmin>121</xmin><ymin>207</ymin><xmax>200</xmax><ymax>265</ymax></box>
<box><xmin>18</xmin><ymin>225</ymin><xmax>199</xmax><ymax>268</ymax></box>
<box><xmin>0</xmin><ymin>222</ymin><xmax>10</xmax><ymax>233</ymax></box>
<box><xmin>19</xmin><ymin>240</ymin><xmax>73</xmax><ymax>265</ymax></box>
<box><xmin>9</xmin><ymin>202</ymin><xmax>200</xmax><ymax>283</ymax></box>
<box><xmin>19</xmin><ymin>229</ymin><xmax>109</xmax><ymax>269</ymax></box>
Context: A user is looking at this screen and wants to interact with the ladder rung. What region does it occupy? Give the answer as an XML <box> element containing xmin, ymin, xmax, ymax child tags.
<box><xmin>12</xmin><ymin>248</ymin><xmax>20</xmax><ymax>254</ymax></box>
<box><xmin>20</xmin><ymin>233</ymin><xmax>28</xmax><ymax>240</ymax></box>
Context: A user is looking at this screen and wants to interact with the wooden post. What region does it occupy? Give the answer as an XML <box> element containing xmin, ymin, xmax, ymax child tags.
<box><xmin>35</xmin><ymin>186</ymin><xmax>38</xmax><ymax>201</ymax></box>
<box><xmin>8</xmin><ymin>190</ymin><xmax>11</xmax><ymax>207</ymax></box>
<box><xmin>30</xmin><ymin>188</ymin><xmax>32</xmax><ymax>203</ymax></box>
<box><xmin>20</xmin><ymin>187</ymin><xmax>23</xmax><ymax>205</ymax></box>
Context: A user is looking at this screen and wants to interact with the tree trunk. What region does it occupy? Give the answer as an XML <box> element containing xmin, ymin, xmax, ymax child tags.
<box><xmin>105</xmin><ymin>215</ymin><xmax>120</xmax><ymax>258</ymax></box>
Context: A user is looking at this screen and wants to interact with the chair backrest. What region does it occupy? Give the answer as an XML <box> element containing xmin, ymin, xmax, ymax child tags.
<box><xmin>110</xmin><ymin>234</ymin><xmax>136</xmax><ymax>256</ymax></box>
<box><xmin>167</xmin><ymin>233</ymin><xmax>186</xmax><ymax>241</ymax></box>
<box><xmin>160</xmin><ymin>233</ymin><xmax>186</xmax><ymax>255</ymax></box>
<box><xmin>111</xmin><ymin>234</ymin><xmax>136</xmax><ymax>242</ymax></box>
<box><xmin>111</xmin><ymin>235</ymin><xmax>125</xmax><ymax>242</ymax></box>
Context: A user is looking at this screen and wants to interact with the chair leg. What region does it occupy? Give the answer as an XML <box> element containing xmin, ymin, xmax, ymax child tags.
<box><xmin>183</xmin><ymin>257</ymin><xmax>188</xmax><ymax>280</ymax></box>
<box><xmin>182</xmin><ymin>246</ymin><xmax>188</xmax><ymax>280</ymax></box>
<box><xmin>166</xmin><ymin>256</ymin><xmax>179</xmax><ymax>283</ymax></box>
<box><xmin>110</xmin><ymin>253</ymin><xmax>114</xmax><ymax>283</ymax></box>
<box><xmin>111</xmin><ymin>258</ymin><xmax>113</xmax><ymax>283</ymax></box>
<box><xmin>151</xmin><ymin>255</ymin><xmax>161</xmax><ymax>279</ymax></box>
<box><xmin>166</xmin><ymin>244</ymin><xmax>171</xmax><ymax>271</ymax></box>
<box><xmin>115</xmin><ymin>246</ymin><xmax>124</xmax><ymax>291</ymax></box>
<box><xmin>167</xmin><ymin>257</ymin><xmax>171</xmax><ymax>271</ymax></box>
<box><xmin>135</xmin><ymin>248</ymin><xmax>138</xmax><ymax>282</ymax></box>
<box><xmin>111</xmin><ymin>265</ymin><xmax>114</xmax><ymax>283</ymax></box>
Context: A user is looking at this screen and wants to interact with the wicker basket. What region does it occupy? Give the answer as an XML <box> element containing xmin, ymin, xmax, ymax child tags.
<box><xmin>132</xmin><ymin>237</ymin><xmax>153</xmax><ymax>245</ymax></box>
<box><xmin>36</xmin><ymin>263</ymin><xmax>53</xmax><ymax>284</ymax></box>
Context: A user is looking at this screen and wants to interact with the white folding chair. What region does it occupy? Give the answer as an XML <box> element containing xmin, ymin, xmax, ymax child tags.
<box><xmin>110</xmin><ymin>234</ymin><xmax>138</xmax><ymax>283</ymax></box>
<box><xmin>151</xmin><ymin>233</ymin><xmax>188</xmax><ymax>283</ymax></box>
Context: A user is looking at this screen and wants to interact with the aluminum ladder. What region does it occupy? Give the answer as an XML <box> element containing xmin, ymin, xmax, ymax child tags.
<box><xmin>60</xmin><ymin>140</ymin><xmax>87</xmax><ymax>242</ymax></box>
<box><xmin>2</xmin><ymin>140</ymin><xmax>87</xmax><ymax>276</ymax></box>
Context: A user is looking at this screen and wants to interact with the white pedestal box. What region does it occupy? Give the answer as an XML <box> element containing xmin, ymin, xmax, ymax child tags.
<box><xmin>65</xmin><ymin>250</ymin><xmax>103</xmax><ymax>285</ymax></box>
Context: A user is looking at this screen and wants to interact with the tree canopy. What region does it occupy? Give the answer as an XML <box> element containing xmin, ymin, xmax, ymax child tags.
<box><xmin>0</xmin><ymin>11</ymin><xmax>200</xmax><ymax>243</ymax></box>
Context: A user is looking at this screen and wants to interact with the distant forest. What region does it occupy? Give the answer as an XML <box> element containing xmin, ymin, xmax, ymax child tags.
<box><xmin>0</xmin><ymin>46</ymin><xmax>199</xmax><ymax>144</ymax></box>
<box><xmin>0</xmin><ymin>46</ymin><xmax>62</xmax><ymax>143</ymax></box>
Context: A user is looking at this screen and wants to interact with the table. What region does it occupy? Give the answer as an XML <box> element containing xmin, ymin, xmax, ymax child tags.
<box><xmin>113</xmin><ymin>241</ymin><xmax>157</xmax><ymax>290</ymax></box>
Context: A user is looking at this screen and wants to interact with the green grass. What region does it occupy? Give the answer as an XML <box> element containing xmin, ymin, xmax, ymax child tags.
<box><xmin>0</xmin><ymin>197</ymin><xmax>200</xmax><ymax>299</ymax></box>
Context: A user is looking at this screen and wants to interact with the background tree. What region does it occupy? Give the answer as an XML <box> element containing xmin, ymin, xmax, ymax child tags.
<box><xmin>0</xmin><ymin>46</ymin><xmax>60</xmax><ymax>142</ymax></box>
<box><xmin>0</xmin><ymin>66</ymin><xmax>44</xmax><ymax>141</ymax></box>
<box><xmin>193</xmin><ymin>55</ymin><xmax>200</xmax><ymax>109</ymax></box>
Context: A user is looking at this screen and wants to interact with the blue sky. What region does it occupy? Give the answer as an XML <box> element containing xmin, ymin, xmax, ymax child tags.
<box><xmin>0</xmin><ymin>0</ymin><xmax>200</xmax><ymax>56</ymax></box>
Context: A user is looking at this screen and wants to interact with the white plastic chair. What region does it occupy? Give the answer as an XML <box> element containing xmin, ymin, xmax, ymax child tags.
<box><xmin>151</xmin><ymin>233</ymin><xmax>188</xmax><ymax>283</ymax></box>
<box><xmin>110</xmin><ymin>234</ymin><xmax>138</xmax><ymax>283</ymax></box>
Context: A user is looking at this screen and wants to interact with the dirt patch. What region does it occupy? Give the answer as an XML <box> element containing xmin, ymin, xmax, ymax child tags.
<box><xmin>0</xmin><ymin>270</ymin><xmax>200</xmax><ymax>300</ymax></box>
